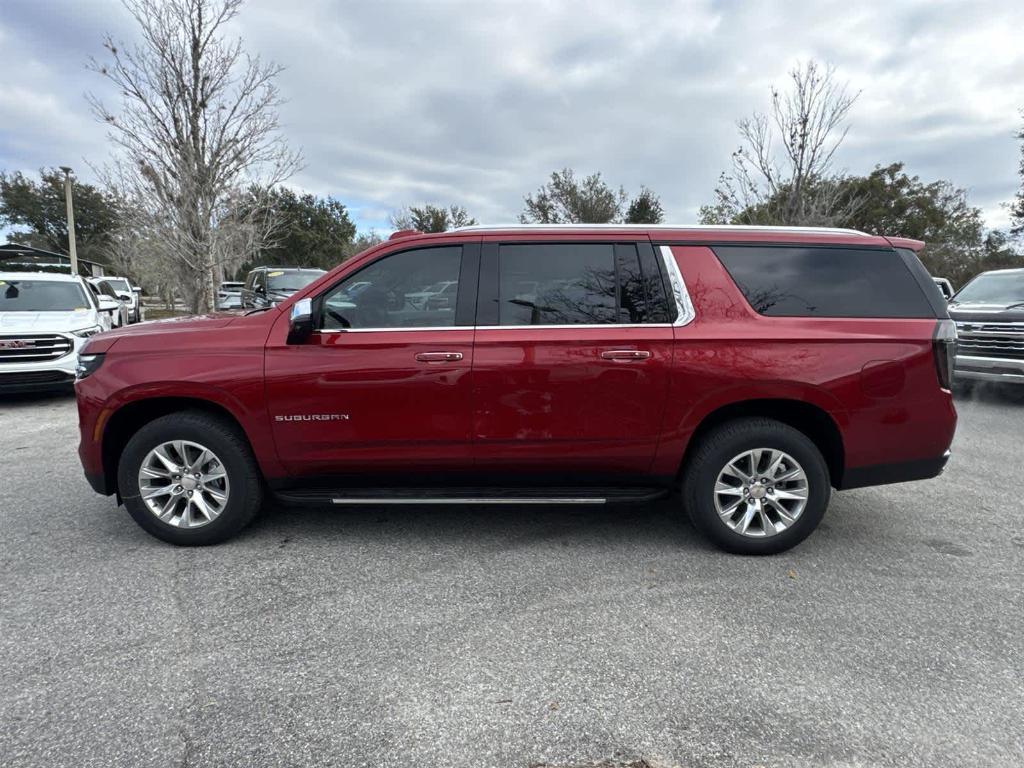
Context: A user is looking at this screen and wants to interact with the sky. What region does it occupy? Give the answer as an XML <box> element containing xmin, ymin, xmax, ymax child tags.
<box><xmin>1</xmin><ymin>0</ymin><xmax>1021</xmax><ymax>236</ymax></box>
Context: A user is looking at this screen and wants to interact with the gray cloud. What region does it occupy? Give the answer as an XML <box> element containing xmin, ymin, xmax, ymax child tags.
<box><xmin>1</xmin><ymin>0</ymin><xmax>1021</xmax><ymax>233</ymax></box>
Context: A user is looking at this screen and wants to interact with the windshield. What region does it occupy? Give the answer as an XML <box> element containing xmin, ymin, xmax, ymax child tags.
<box><xmin>104</xmin><ymin>278</ymin><xmax>131</xmax><ymax>293</ymax></box>
<box><xmin>953</xmin><ymin>272</ymin><xmax>1024</xmax><ymax>305</ymax></box>
<box><xmin>0</xmin><ymin>279</ymin><xmax>90</xmax><ymax>311</ymax></box>
<box><xmin>267</xmin><ymin>270</ymin><xmax>324</xmax><ymax>292</ymax></box>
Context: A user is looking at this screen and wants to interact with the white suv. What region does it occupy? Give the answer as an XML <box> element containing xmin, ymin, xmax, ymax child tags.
<box><xmin>0</xmin><ymin>272</ymin><xmax>110</xmax><ymax>393</ymax></box>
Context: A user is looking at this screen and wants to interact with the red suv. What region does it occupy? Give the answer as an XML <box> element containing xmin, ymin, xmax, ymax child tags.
<box><xmin>75</xmin><ymin>226</ymin><xmax>957</xmax><ymax>554</ymax></box>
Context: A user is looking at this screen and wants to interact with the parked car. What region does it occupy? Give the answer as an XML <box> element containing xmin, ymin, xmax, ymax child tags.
<box><xmin>75</xmin><ymin>225</ymin><xmax>957</xmax><ymax>554</ymax></box>
<box><xmin>87</xmin><ymin>278</ymin><xmax>130</xmax><ymax>328</ymax></box>
<box><xmin>92</xmin><ymin>276</ymin><xmax>142</xmax><ymax>322</ymax></box>
<box><xmin>241</xmin><ymin>266</ymin><xmax>325</xmax><ymax>309</ymax></box>
<box><xmin>932</xmin><ymin>277</ymin><xmax>955</xmax><ymax>301</ymax></box>
<box><xmin>1</xmin><ymin>271</ymin><xmax>109</xmax><ymax>392</ymax></box>
<box><xmin>947</xmin><ymin>267</ymin><xmax>1024</xmax><ymax>386</ymax></box>
<box><xmin>216</xmin><ymin>281</ymin><xmax>245</xmax><ymax>310</ymax></box>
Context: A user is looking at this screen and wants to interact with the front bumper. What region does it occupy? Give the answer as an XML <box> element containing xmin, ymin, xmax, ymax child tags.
<box><xmin>954</xmin><ymin>354</ymin><xmax>1024</xmax><ymax>385</ymax></box>
<box><xmin>0</xmin><ymin>335</ymin><xmax>83</xmax><ymax>392</ymax></box>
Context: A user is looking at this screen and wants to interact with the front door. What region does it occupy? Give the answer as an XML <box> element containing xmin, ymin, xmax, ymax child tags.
<box><xmin>471</xmin><ymin>239</ymin><xmax>676</xmax><ymax>480</ymax></box>
<box><xmin>265</xmin><ymin>242</ymin><xmax>479</xmax><ymax>482</ymax></box>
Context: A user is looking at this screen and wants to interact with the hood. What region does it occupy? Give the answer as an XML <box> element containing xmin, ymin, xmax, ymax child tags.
<box><xmin>947</xmin><ymin>301</ymin><xmax>1024</xmax><ymax>323</ymax></box>
<box><xmin>97</xmin><ymin>312</ymin><xmax>241</xmax><ymax>341</ymax></box>
<box><xmin>0</xmin><ymin>309</ymin><xmax>100</xmax><ymax>333</ymax></box>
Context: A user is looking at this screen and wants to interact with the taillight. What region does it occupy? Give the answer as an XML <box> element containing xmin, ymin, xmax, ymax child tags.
<box><xmin>932</xmin><ymin>319</ymin><xmax>957</xmax><ymax>390</ymax></box>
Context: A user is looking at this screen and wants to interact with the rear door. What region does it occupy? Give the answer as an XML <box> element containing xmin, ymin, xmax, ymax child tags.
<box><xmin>471</xmin><ymin>238</ymin><xmax>676</xmax><ymax>479</ymax></box>
<box><xmin>264</xmin><ymin>241</ymin><xmax>480</xmax><ymax>480</ymax></box>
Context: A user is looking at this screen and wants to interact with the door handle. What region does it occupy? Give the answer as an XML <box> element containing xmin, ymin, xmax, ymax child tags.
<box><xmin>601</xmin><ymin>350</ymin><xmax>652</xmax><ymax>361</ymax></box>
<box><xmin>415</xmin><ymin>351</ymin><xmax>464</xmax><ymax>363</ymax></box>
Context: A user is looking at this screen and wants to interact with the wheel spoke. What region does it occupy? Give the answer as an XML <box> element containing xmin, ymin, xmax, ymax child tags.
<box><xmin>735</xmin><ymin>503</ymin><xmax>756</xmax><ymax>534</ymax></box>
<box><xmin>142</xmin><ymin>485</ymin><xmax>173</xmax><ymax>500</ymax></box>
<box><xmin>718</xmin><ymin>497</ymin><xmax>745</xmax><ymax>519</ymax></box>
<box><xmin>715</xmin><ymin>481</ymin><xmax>744</xmax><ymax>496</ymax></box>
<box><xmin>191</xmin><ymin>493</ymin><xmax>213</xmax><ymax>520</ymax></box>
<box><xmin>765</xmin><ymin>450</ymin><xmax>785</xmax><ymax>479</ymax></box>
<box><xmin>152</xmin><ymin>446</ymin><xmax>179</xmax><ymax>473</ymax></box>
<box><xmin>158</xmin><ymin>495</ymin><xmax>178</xmax><ymax>522</ymax></box>
<box><xmin>190</xmin><ymin>449</ymin><xmax>212</xmax><ymax>473</ymax></box>
<box><xmin>773</xmin><ymin>487</ymin><xmax>808</xmax><ymax>502</ymax></box>
<box><xmin>766</xmin><ymin>497</ymin><xmax>797</xmax><ymax>525</ymax></box>
<box><xmin>757</xmin><ymin>507</ymin><xmax>776</xmax><ymax>536</ymax></box>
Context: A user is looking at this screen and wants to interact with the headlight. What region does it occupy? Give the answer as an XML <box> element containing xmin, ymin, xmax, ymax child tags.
<box><xmin>76</xmin><ymin>353</ymin><xmax>105</xmax><ymax>380</ymax></box>
<box><xmin>71</xmin><ymin>325</ymin><xmax>104</xmax><ymax>338</ymax></box>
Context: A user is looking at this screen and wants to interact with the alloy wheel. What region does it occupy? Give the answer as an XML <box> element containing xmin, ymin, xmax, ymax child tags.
<box><xmin>137</xmin><ymin>440</ymin><xmax>230</xmax><ymax>528</ymax></box>
<box><xmin>713</xmin><ymin>448</ymin><xmax>809</xmax><ymax>538</ymax></box>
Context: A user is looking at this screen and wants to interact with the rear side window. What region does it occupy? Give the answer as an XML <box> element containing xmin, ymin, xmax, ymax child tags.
<box><xmin>714</xmin><ymin>246</ymin><xmax>935</xmax><ymax>318</ymax></box>
<box><xmin>486</xmin><ymin>242</ymin><xmax>672</xmax><ymax>326</ymax></box>
<box><xmin>497</xmin><ymin>243</ymin><xmax>616</xmax><ymax>325</ymax></box>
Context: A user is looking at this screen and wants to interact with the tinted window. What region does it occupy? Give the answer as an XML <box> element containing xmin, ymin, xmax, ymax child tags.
<box><xmin>617</xmin><ymin>244</ymin><xmax>673</xmax><ymax>324</ymax></box>
<box><xmin>0</xmin><ymin>280</ymin><xmax>90</xmax><ymax>311</ymax></box>
<box><xmin>714</xmin><ymin>246</ymin><xmax>934</xmax><ymax>318</ymax></box>
<box><xmin>321</xmin><ymin>246</ymin><xmax>462</xmax><ymax>329</ymax></box>
<box><xmin>496</xmin><ymin>243</ymin><xmax>618</xmax><ymax>325</ymax></box>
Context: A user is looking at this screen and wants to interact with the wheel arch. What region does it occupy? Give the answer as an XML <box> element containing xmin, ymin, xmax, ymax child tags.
<box><xmin>681</xmin><ymin>399</ymin><xmax>846</xmax><ymax>487</ymax></box>
<box><xmin>102</xmin><ymin>396</ymin><xmax>255</xmax><ymax>498</ymax></box>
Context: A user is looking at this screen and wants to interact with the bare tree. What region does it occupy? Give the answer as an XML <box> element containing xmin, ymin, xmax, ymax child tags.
<box><xmin>701</xmin><ymin>61</ymin><xmax>861</xmax><ymax>226</ymax></box>
<box><xmin>89</xmin><ymin>0</ymin><xmax>300</xmax><ymax>312</ymax></box>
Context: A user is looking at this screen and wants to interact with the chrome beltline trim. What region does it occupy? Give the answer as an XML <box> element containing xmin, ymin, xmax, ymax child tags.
<box><xmin>658</xmin><ymin>245</ymin><xmax>696</xmax><ymax>327</ymax></box>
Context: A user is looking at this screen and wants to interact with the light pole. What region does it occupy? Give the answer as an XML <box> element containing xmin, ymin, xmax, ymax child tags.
<box><xmin>60</xmin><ymin>166</ymin><xmax>78</xmax><ymax>276</ymax></box>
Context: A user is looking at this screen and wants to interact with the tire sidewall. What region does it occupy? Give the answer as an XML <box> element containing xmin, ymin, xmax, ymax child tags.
<box><xmin>118</xmin><ymin>416</ymin><xmax>260</xmax><ymax>545</ymax></box>
<box><xmin>686</xmin><ymin>422</ymin><xmax>830</xmax><ymax>555</ymax></box>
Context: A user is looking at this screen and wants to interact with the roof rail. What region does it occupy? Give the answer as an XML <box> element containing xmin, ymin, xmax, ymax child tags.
<box><xmin>389</xmin><ymin>229</ymin><xmax>421</xmax><ymax>240</ymax></box>
<box><xmin>449</xmin><ymin>223</ymin><xmax>871</xmax><ymax>236</ymax></box>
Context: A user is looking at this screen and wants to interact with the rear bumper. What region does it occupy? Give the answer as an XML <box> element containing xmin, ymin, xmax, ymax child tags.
<box><xmin>955</xmin><ymin>355</ymin><xmax>1024</xmax><ymax>385</ymax></box>
<box><xmin>839</xmin><ymin>450</ymin><xmax>951</xmax><ymax>490</ymax></box>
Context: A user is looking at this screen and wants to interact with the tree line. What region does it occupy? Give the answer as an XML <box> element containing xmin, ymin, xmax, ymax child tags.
<box><xmin>1</xmin><ymin>1</ymin><xmax>1021</xmax><ymax>311</ymax></box>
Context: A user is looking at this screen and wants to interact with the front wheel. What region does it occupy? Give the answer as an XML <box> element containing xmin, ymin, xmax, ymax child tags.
<box><xmin>681</xmin><ymin>418</ymin><xmax>831</xmax><ymax>555</ymax></box>
<box><xmin>117</xmin><ymin>411</ymin><xmax>264</xmax><ymax>545</ymax></box>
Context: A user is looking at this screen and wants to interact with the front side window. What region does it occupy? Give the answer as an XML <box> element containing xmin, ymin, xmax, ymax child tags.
<box><xmin>104</xmin><ymin>278</ymin><xmax>131</xmax><ymax>293</ymax></box>
<box><xmin>0</xmin><ymin>280</ymin><xmax>90</xmax><ymax>311</ymax></box>
<box><xmin>320</xmin><ymin>246</ymin><xmax>462</xmax><ymax>329</ymax></box>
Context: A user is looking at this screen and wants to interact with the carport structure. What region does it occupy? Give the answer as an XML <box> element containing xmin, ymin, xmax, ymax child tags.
<box><xmin>0</xmin><ymin>243</ymin><xmax>108</xmax><ymax>277</ymax></box>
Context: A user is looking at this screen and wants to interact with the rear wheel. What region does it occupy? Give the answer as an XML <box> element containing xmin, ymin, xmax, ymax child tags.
<box><xmin>117</xmin><ymin>411</ymin><xmax>263</xmax><ymax>545</ymax></box>
<box><xmin>682</xmin><ymin>418</ymin><xmax>830</xmax><ymax>555</ymax></box>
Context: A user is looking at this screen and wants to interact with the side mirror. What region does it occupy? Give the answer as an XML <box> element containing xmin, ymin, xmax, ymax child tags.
<box><xmin>97</xmin><ymin>296</ymin><xmax>119</xmax><ymax>312</ymax></box>
<box><xmin>287</xmin><ymin>298</ymin><xmax>314</xmax><ymax>344</ymax></box>
<box><xmin>118</xmin><ymin>293</ymin><xmax>132</xmax><ymax>301</ymax></box>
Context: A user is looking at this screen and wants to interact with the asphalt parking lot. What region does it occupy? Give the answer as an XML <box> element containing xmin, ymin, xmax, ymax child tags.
<box><xmin>1</xmin><ymin>388</ymin><xmax>1022</xmax><ymax>768</ymax></box>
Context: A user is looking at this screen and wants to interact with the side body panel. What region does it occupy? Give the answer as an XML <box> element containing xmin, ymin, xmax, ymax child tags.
<box><xmin>653</xmin><ymin>245</ymin><xmax>956</xmax><ymax>482</ymax></box>
<box><xmin>76</xmin><ymin>312</ymin><xmax>285</xmax><ymax>486</ymax></box>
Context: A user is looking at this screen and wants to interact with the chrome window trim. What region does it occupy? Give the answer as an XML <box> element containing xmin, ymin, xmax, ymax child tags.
<box><xmin>658</xmin><ymin>245</ymin><xmax>695</xmax><ymax>327</ymax></box>
<box><xmin>312</xmin><ymin>244</ymin><xmax>695</xmax><ymax>333</ymax></box>
<box><xmin>316</xmin><ymin>323</ymin><xmax>676</xmax><ymax>334</ymax></box>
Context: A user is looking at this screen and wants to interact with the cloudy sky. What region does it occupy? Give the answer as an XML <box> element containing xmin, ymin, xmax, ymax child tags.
<box><xmin>1</xmin><ymin>0</ymin><xmax>1021</xmax><ymax>235</ymax></box>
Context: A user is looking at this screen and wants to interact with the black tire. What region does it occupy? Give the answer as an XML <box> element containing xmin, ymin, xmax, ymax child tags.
<box><xmin>117</xmin><ymin>411</ymin><xmax>263</xmax><ymax>545</ymax></box>
<box><xmin>681</xmin><ymin>418</ymin><xmax>830</xmax><ymax>555</ymax></box>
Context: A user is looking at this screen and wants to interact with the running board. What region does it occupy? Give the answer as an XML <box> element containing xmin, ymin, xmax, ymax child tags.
<box><xmin>275</xmin><ymin>487</ymin><xmax>668</xmax><ymax>507</ymax></box>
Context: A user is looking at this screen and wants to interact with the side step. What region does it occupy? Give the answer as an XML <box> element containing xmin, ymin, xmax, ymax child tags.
<box><xmin>275</xmin><ymin>487</ymin><xmax>668</xmax><ymax>507</ymax></box>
